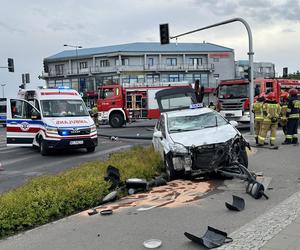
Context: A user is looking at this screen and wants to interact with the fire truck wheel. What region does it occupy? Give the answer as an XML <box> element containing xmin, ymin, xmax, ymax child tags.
<box><xmin>86</xmin><ymin>146</ymin><xmax>96</xmax><ymax>153</ymax></box>
<box><xmin>109</xmin><ymin>113</ymin><xmax>124</xmax><ymax>128</ymax></box>
<box><xmin>40</xmin><ymin>139</ymin><xmax>49</xmax><ymax>156</ymax></box>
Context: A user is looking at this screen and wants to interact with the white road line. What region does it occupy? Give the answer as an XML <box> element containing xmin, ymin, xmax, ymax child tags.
<box><xmin>1</xmin><ymin>155</ymin><xmax>36</xmax><ymax>166</ymax></box>
<box><xmin>217</xmin><ymin>190</ymin><xmax>300</xmax><ymax>250</ymax></box>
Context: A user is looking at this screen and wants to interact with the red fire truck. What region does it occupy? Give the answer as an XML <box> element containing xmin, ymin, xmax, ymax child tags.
<box><xmin>97</xmin><ymin>83</ymin><xmax>192</xmax><ymax>128</ymax></box>
<box><xmin>216</xmin><ymin>78</ymin><xmax>300</xmax><ymax>124</ymax></box>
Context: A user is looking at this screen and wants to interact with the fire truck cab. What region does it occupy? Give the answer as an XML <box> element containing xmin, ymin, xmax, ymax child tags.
<box><xmin>97</xmin><ymin>83</ymin><xmax>192</xmax><ymax>128</ymax></box>
<box><xmin>217</xmin><ymin>78</ymin><xmax>300</xmax><ymax>124</ymax></box>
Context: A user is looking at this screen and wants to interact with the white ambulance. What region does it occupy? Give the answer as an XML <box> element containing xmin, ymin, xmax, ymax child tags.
<box><xmin>6</xmin><ymin>88</ymin><xmax>98</xmax><ymax>155</ymax></box>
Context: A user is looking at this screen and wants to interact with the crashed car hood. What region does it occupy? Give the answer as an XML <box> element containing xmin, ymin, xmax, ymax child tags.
<box><xmin>169</xmin><ymin>124</ymin><xmax>239</xmax><ymax>147</ymax></box>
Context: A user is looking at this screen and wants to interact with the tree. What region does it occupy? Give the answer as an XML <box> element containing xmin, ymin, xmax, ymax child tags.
<box><xmin>288</xmin><ymin>70</ymin><xmax>300</xmax><ymax>80</ymax></box>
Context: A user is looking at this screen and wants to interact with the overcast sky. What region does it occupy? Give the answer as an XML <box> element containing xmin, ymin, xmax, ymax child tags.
<box><xmin>1</xmin><ymin>0</ymin><xmax>300</xmax><ymax>97</ymax></box>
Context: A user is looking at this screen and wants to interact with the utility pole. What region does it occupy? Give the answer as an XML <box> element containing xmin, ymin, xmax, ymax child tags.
<box><xmin>164</xmin><ymin>18</ymin><xmax>255</xmax><ymax>134</ymax></box>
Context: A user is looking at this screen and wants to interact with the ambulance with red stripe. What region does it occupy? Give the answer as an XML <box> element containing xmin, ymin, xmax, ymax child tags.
<box><xmin>6</xmin><ymin>88</ymin><xmax>98</xmax><ymax>155</ymax></box>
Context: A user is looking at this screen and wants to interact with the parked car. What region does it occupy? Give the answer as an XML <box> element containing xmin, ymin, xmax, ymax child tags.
<box><xmin>152</xmin><ymin>87</ymin><xmax>249</xmax><ymax>180</ymax></box>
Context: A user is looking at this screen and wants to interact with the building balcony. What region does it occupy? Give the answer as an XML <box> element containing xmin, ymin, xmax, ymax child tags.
<box><xmin>42</xmin><ymin>63</ymin><xmax>215</xmax><ymax>78</ymax></box>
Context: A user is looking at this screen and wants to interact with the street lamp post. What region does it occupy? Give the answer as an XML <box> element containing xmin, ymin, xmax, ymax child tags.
<box><xmin>169</xmin><ymin>18</ymin><xmax>255</xmax><ymax>134</ymax></box>
<box><xmin>63</xmin><ymin>44</ymin><xmax>82</xmax><ymax>75</ymax></box>
<box><xmin>1</xmin><ymin>84</ymin><xmax>6</xmax><ymax>98</ymax></box>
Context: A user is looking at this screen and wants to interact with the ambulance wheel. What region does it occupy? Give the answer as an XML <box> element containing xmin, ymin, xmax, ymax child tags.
<box><xmin>40</xmin><ymin>140</ymin><xmax>49</xmax><ymax>156</ymax></box>
<box><xmin>109</xmin><ymin>113</ymin><xmax>124</xmax><ymax>128</ymax></box>
<box><xmin>86</xmin><ymin>146</ymin><xmax>95</xmax><ymax>153</ymax></box>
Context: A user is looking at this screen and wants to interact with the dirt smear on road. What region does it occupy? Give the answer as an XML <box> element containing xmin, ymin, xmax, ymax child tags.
<box><xmin>81</xmin><ymin>179</ymin><xmax>216</xmax><ymax>217</ymax></box>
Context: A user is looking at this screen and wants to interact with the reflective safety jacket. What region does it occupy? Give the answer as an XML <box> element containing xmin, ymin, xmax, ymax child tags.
<box><xmin>287</xmin><ymin>96</ymin><xmax>300</xmax><ymax>119</ymax></box>
<box><xmin>280</xmin><ymin>102</ymin><xmax>288</xmax><ymax>121</ymax></box>
<box><xmin>253</xmin><ymin>101</ymin><xmax>264</xmax><ymax>121</ymax></box>
<box><xmin>262</xmin><ymin>101</ymin><xmax>281</xmax><ymax>123</ymax></box>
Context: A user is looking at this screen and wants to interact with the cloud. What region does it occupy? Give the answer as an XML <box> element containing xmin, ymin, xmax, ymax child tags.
<box><xmin>282</xmin><ymin>28</ymin><xmax>296</xmax><ymax>32</ymax></box>
<box><xmin>0</xmin><ymin>21</ymin><xmax>25</xmax><ymax>34</ymax></box>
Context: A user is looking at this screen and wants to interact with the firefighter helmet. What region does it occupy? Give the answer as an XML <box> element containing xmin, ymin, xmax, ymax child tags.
<box><xmin>280</xmin><ymin>91</ymin><xmax>289</xmax><ymax>100</ymax></box>
<box><xmin>288</xmin><ymin>88</ymin><xmax>298</xmax><ymax>96</ymax></box>
<box><xmin>266</xmin><ymin>92</ymin><xmax>276</xmax><ymax>101</ymax></box>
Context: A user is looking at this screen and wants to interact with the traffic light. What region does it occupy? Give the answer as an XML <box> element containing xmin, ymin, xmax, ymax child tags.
<box><xmin>43</xmin><ymin>60</ymin><xmax>49</xmax><ymax>73</ymax></box>
<box><xmin>160</xmin><ymin>23</ymin><xmax>170</xmax><ymax>45</ymax></box>
<box><xmin>8</xmin><ymin>58</ymin><xmax>14</xmax><ymax>72</ymax></box>
<box><xmin>283</xmin><ymin>67</ymin><xmax>288</xmax><ymax>78</ymax></box>
<box><xmin>244</xmin><ymin>67</ymin><xmax>251</xmax><ymax>81</ymax></box>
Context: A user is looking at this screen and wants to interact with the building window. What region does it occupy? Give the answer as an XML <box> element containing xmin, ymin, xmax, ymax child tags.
<box><xmin>146</xmin><ymin>74</ymin><xmax>159</xmax><ymax>84</ymax></box>
<box><xmin>55</xmin><ymin>64</ymin><xmax>64</xmax><ymax>75</ymax></box>
<box><xmin>100</xmin><ymin>60</ymin><xmax>110</xmax><ymax>67</ymax></box>
<box><xmin>79</xmin><ymin>61</ymin><xmax>88</xmax><ymax>69</ymax></box>
<box><xmin>148</xmin><ymin>58</ymin><xmax>154</xmax><ymax>66</ymax></box>
<box><xmin>166</xmin><ymin>58</ymin><xmax>177</xmax><ymax>66</ymax></box>
<box><xmin>189</xmin><ymin>58</ymin><xmax>202</xmax><ymax>65</ymax></box>
<box><xmin>213</xmin><ymin>58</ymin><xmax>219</xmax><ymax>62</ymax></box>
<box><xmin>122</xmin><ymin>58</ymin><xmax>129</xmax><ymax>66</ymax></box>
<box><xmin>169</xmin><ymin>74</ymin><xmax>179</xmax><ymax>82</ymax></box>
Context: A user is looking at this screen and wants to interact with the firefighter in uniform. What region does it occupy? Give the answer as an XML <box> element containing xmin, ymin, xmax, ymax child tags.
<box><xmin>91</xmin><ymin>104</ymin><xmax>99</xmax><ymax>127</ymax></box>
<box><xmin>279</xmin><ymin>91</ymin><xmax>289</xmax><ymax>135</ymax></box>
<box><xmin>253</xmin><ymin>93</ymin><xmax>266</xmax><ymax>145</ymax></box>
<box><xmin>283</xmin><ymin>88</ymin><xmax>300</xmax><ymax>144</ymax></box>
<box><xmin>258</xmin><ymin>92</ymin><xmax>281</xmax><ymax>146</ymax></box>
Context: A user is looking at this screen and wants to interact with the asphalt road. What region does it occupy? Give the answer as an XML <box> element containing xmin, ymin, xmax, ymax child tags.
<box><xmin>0</xmin><ymin>121</ymin><xmax>155</xmax><ymax>193</ymax></box>
<box><xmin>1</xmin><ymin>125</ymin><xmax>300</xmax><ymax>249</ymax></box>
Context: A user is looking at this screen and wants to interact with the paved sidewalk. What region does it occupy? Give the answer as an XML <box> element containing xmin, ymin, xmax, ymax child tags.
<box><xmin>260</xmin><ymin>215</ymin><xmax>300</xmax><ymax>250</ymax></box>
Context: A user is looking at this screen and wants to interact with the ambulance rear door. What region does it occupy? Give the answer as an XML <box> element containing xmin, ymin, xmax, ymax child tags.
<box><xmin>6</xmin><ymin>98</ymin><xmax>42</xmax><ymax>147</ymax></box>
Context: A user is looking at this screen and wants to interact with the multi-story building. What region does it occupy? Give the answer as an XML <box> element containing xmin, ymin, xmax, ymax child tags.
<box><xmin>235</xmin><ymin>60</ymin><xmax>275</xmax><ymax>79</ymax></box>
<box><xmin>42</xmin><ymin>42</ymin><xmax>235</xmax><ymax>105</ymax></box>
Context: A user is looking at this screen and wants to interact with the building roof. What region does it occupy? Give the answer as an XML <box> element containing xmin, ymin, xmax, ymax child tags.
<box><xmin>45</xmin><ymin>42</ymin><xmax>233</xmax><ymax>61</ymax></box>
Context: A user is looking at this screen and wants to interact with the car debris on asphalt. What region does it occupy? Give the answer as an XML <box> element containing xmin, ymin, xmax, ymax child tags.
<box><xmin>143</xmin><ymin>239</ymin><xmax>162</xmax><ymax>249</ymax></box>
<box><xmin>184</xmin><ymin>226</ymin><xmax>233</xmax><ymax>249</ymax></box>
<box><xmin>225</xmin><ymin>195</ymin><xmax>245</xmax><ymax>211</ymax></box>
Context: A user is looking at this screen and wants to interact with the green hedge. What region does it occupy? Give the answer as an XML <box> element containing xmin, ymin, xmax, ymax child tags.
<box><xmin>0</xmin><ymin>146</ymin><xmax>163</xmax><ymax>238</ymax></box>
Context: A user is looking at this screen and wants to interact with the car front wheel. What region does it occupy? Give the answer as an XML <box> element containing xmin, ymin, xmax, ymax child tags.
<box><xmin>165</xmin><ymin>154</ymin><xmax>184</xmax><ymax>181</ymax></box>
<box><xmin>238</xmin><ymin>148</ymin><xmax>248</xmax><ymax>168</ymax></box>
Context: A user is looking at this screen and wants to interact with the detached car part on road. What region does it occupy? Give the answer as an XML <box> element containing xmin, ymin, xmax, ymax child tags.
<box><xmin>152</xmin><ymin>87</ymin><xmax>250</xmax><ymax>180</ymax></box>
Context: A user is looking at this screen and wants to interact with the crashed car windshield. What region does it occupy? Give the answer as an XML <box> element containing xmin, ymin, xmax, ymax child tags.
<box><xmin>168</xmin><ymin>111</ymin><xmax>228</xmax><ymax>133</ymax></box>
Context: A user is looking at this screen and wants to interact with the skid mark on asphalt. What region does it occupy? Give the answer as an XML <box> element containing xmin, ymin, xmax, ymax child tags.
<box><xmin>80</xmin><ymin>179</ymin><xmax>216</xmax><ymax>217</ymax></box>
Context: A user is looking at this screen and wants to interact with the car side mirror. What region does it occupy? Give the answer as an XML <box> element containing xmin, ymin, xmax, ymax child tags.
<box><xmin>31</xmin><ymin>109</ymin><xmax>41</xmax><ymax>120</ymax></box>
<box><xmin>229</xmin><ymin>120</ymin><xmax>238</xmax><ymax>127</ymax></box>
<box><xmin>153</xmin><ymin>131</ymin><xmax>163</xmax><ymax>138</ymax></box>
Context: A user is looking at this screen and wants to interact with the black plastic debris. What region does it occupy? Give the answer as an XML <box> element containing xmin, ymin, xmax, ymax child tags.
<box><xmin>102</xmin><ymin>190</ymin><xmax>118</xmax><ymax>204</ymax></box>
<box><xmin>125</xmin><ymin>178</ymin><xmax>148</xmax><ymax>190</ymax></box>
<box><xmin>88</xmin><ymin>208</ymin><xmax>98</xmax><ymax>216</ymax></box>
<box><xmin>246</xmin><ymin>180</ymin><xmax>269</xmax><ymax>199</ymax></box>
<box><xmin>184</xmin><ymin>226</ymin><xmax>233</xmax><ymax>249</ymax></box>
<box><xmin>104</xmin><ymin>165</ymin><xmax>121</xmax><ymax>190</ymax></box>
<box><xmin>100</xmin><ymin>209</ymin><xmax>113</xmax><ymax>216</ymax></box>
<box><xmin>225</xmin><ymin>195</ymin><xmax>245</xmax><ymax>211</ymax></box>
<box><xmin>148</xmin><ymin>176</ymin><xmax>167</xmax><ymax>188</ymax></box>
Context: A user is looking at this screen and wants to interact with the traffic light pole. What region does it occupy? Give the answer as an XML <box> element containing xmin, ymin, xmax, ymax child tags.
<box><xmin>170</xmin><ymin>17</ymin><xmax>255</xmax><ymax>135</ymax></box>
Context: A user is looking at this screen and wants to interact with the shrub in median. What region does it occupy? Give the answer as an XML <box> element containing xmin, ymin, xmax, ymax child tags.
<box><xmin>0</xmin><ymin>146</ymin><xmax>163</xmax><ymax>238</ymax></box>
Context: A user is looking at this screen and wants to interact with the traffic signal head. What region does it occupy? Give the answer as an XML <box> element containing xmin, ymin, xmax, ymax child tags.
<box><xmin>8</xmin><ymin>58</ymin><xmax>14</xmax><ymax>72</ymax></box>
<box><xmin>43</xmin><ymin>60</ymin><xmax>49</xmax><ymax>73</ymax></box>
<box><xmin>244</xmin><ymin>67</ymin><xmax>251</xmax><ymax>80</ymax></box>
<box><xmin>160</xmin><ymin>23</ymin><xmax>169</xmax><ymax>45</ymax></box>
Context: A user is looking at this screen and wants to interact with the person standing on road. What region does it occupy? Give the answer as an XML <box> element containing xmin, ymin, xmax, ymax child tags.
<box><xmin>258</xmin><ymin>92</ymin><xmax>281</xmax><ymax>147</ymax></box>
<box><xmin>91</xmin><ymin>104</ymin><xmax>99</xmax><ymax>128</ymax></box>
<box><xmin>283</xmin><ymin>88</ymin><xmax>300</xmax><ymax>144</ymax></box>
<box><xmin>279</xmin><ymin>91</ymin><xmax>289</xmax><ymax>136</ymax></box>
<box><xmin>194</xmin><ymin>80</ymin><xmax>204</xmax><ymax>103</ymax></box>
<box><xmin>253</xmin><ymin>93</ymin><xmax>266</xmax><ymax>145</ymax></box>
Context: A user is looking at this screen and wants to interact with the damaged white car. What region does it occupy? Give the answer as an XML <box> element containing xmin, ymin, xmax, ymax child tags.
<box><xmin>152</xmin><ymin>88</ymin><xmax>250</xmax><ymax>180</ymax></box>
